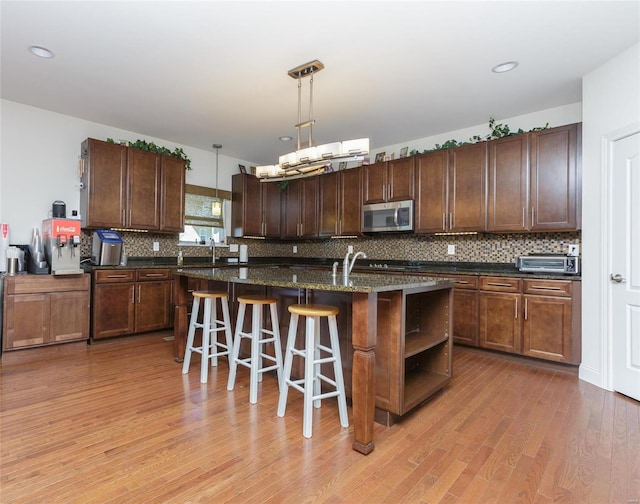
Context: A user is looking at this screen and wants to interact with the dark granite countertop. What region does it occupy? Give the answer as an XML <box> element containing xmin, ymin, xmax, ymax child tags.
<box><xmin>82</xmin><ymin>256</ymin><xmax>580</xmax><ymax>281</ymax></box>
<box><xmin>174</xmin><ymin>265</ymin><xmax>454</xmax><ymax>293</ymax></box>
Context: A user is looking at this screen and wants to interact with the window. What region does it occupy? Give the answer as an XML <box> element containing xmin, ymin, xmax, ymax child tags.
<box><xmin>179</xmin><ymin>184</ymin><xmax>231</xmax><ymax>246</ymax></box>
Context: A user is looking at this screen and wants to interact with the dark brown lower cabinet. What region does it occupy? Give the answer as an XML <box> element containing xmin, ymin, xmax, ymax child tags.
<box><xmin>92</xmin><ymin>268</ymin><xmax>172</xmax><ymax>340</ymax></box>
<box><xmin>478</xmin><ymin>276</ymin><xmax>523</xmax><ymax>354</ymax></box>
<box><xmin>450</xmin><ymin>276</ymin><xmax>479</xmax><ymax>346</ymax></box>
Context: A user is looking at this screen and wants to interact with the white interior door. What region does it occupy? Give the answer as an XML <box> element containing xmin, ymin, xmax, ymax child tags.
<box><xmin>611</xmin><ymin>131</ymin><xmax>640</xmax><ymax>401</ymax></box>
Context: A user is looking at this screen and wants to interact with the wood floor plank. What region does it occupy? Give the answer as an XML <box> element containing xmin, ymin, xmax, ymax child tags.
<box><xmin>2</xmin><ymin>336</ymin><xmax>638</xmax><ymax>503</ymax></box>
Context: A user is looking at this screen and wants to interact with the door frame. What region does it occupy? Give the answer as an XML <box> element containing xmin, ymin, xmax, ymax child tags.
<box><xmin>600</xmin><ymin>122</ymin><xmax>640</xmax><ymax>391</ymax></box>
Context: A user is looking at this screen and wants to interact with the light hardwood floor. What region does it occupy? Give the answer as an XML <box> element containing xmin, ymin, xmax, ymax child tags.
<box><xmin>1</xmin><ymin>332</ymin><xmax>638</xmax><ymax>503</ymax></box>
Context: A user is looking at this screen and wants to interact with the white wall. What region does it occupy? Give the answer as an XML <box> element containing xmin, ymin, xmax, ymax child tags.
<box><xmin>0</xmin><ymin>100</ymin><xmax>255</xmax><ymax>244</ymax></box>
<box><xmin>580</xmin><ymin>43</ymin><xmax>640</xmax><ymax>388</ymax></box>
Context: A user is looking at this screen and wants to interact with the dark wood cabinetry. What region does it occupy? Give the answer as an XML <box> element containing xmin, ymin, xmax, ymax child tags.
<box><xmin>488</xmin><ymin>123</ymin><xmax>581</xmax><ymax>232</ymax></box>
<box><xmin>80</xmin><ymin>138</ymin><xmax>185</xmax><ymax>232</ymax></box>
<box><xmin>522</xmin><ymin>279</ymin><xmax>580</xmax><ymax>363</ymax></box>
<box><xmin>2</xmin><ymin>274</ymin><xmax>90</xmax><ymax>351</ymax></box>
<box><xmin>92</xmin><ymin>268</ymin><xmax>172</xmax><ymax>340</ymax></box>
<box><xmin>231</xmin><ymin>173</ymin><xmax>281</xmax><ymax>238</ymax></box>
<box><xmin>478</xmin><ymin>277</ymin><xmax>523</xmax><ymax>354</ymax></box>
<box><xmin>160</xmin><ymin>155</ymin><xmax>186</xmax><ymax>232</ymax></box>
<box><xmin>362</xmin><ymin>157</ymin><xmax>414</xmax><ymax>205</ymax></box>
<box><xmin>282</xmin><ymin>177</ymin><xmax>319</xmax><ymax>238</ymax></box>
<box><xmin>488</xmin><ymin>134</ymin><xmax>529</xmax><ymax>232</ymax></box>
<box><xmin>415</xmin><ymin>142</ymin><xmax>487</xmax><ymax>233</ymax></box>
<box><xmin>318</xmin><ymin>167</ymin><xmax>363</xmax><ymax>237</ymax></box>
<box><xmin>449</xmin><ymin>276</ymin><xmax>479</xmax><ymax>347</ymax></box>
<box><xmin>529</xmin><ymin>123</ymin><xmax>581</xmax><ymax>231</ymax></box>
<box><xmin>231</xmin><ymin>123</ymin><xmax>581</xmax><ymax>238</ymax></box>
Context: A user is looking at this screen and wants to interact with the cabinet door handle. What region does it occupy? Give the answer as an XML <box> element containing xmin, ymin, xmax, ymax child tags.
<box><xmin>515</xmin><ymin>297</ymin><xmax>518</xmax><ymax>319</ymax></box>
<box><xmin>131</xmin><ymin>285</ymin><xmax>135</xmax><ymax>304</ymax></box>
<box><xmin>531</xmin><ymin>206</ymin><xmax>535</xmax><ymax>228</ymax></box>
<box><xmin>449</xmin><ymin>212</ymin><xmax>453</xmax><ymax>230</ymax></box>
<box><xmin>524</xmin><ymin>298</ymin><xmax>528</xmax><ymax>320</ymax></box>
<box><xmin>529</xmin><ymin>286</ymin><xmax>563</xmax><ymax>292</ymax></box>
<box><xmin>486</xmin><ymin>282</ymin><xmax>513</xmax><ymax>288</ymax></box>
<box><xmin>143</xmin><ymin>273</ymin><xmax>165</xmax><ymax>277</ymax></box>
<box><xmin>442</xmin><ymin>213</ymin><xmax>446</xmax><ymax>231</ymax></box>
<box><xmin>138</xmin><ymin>285</ymin><xmax>141</xmax><ymax>303</ymax></box>
<box><xmin>106</xmin><ymin>274</ymin><xmax>128</xmax><ymax>279</ymax></box>
<box><xmin>522</xmin><ymin>208</ymin><xmax>525</xmax><ymax>227</ymax></box>
<box><xmin>456</xmin><ymin>280</ymin><xmax>469</xmax><ymax>285</ymax></box>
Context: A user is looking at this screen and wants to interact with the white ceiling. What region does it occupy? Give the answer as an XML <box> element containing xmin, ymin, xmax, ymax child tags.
<box><xmin>1</xmin><ymin>1</ymin><xmax>639</xmax><ymax>165</ymax></box>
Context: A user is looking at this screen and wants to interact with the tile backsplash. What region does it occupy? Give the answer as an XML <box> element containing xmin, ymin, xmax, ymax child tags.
<box><xmin>81</xmin><ymin>230</ymin><xmax>581</xmax><ymax>264</ymax></box>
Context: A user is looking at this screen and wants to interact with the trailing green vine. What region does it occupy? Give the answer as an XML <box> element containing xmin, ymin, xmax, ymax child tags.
<box><xmin>106</xmin><ymin>138</ymin><xmax>192</xmax><ymax>170</ymax></box>
<box><xmin>409</xmin><ymin>117</ymin><xmax>549</xmax><ymax>156</ymax></box>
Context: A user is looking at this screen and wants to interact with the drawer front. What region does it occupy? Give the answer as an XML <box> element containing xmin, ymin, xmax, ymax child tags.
<box><xmin>137</xmin><ymin>268</ymin><xmax>171</xmax><ymax>281</ymax></box>
<box><xmin>523</xmin><ymin>279</ymin><xmax>572</xmax><ymax>297</ymax></box>
<box><xmin>449</xmin><ymin>275</ymin><xmax>478</xmax><ymax>290</ymax></box>
<box><xmin>479</xmin><ymin>276</ymin><xmax>522</xmax><ymax>293</ymax></box>
<box><xmin>94</xmin><ymin>270</ymin><xmax>135</xmax><ymax>283</ymax></box>
<box><xmin>5</xmin><ymin>274</ymin><xmax>90</xmax><ymax>294</ymax></box>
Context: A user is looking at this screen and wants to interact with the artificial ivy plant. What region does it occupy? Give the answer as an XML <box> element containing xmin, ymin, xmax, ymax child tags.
<box><xmin>106</xmin><ymin>138</ymin><xmax>192</xmax><ymax>170</ymax></box>
<box><xmin>408</xmin><ymin>117</ymin><xmax>549</xmax><ymax>156</ymax></box>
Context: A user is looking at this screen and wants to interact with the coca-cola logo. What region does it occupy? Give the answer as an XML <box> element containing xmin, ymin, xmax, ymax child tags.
<box><xmin>1</xmin><ymin>223</ymin><xmax>8</xmax><ymax>239</ymax></box>
<box><xmin>56</xmin><ymin>225</ymin><xmax>79</xmax><ymax>233</ymax></box>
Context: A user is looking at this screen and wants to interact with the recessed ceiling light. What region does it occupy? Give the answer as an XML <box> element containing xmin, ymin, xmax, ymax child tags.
<box><xmin>28</xmin><ymin>45</ymin><xmax>55</xmax><ymax>59</ymax></box>
<box><xmin>279</xmin><ymin>136</ymin><xmax>293</xmax><ymax>142</ymax></box>
<box><xmin>492</xmin><ymin>61</ymin><xmax>518</xmax><ymax>73</ymax></box>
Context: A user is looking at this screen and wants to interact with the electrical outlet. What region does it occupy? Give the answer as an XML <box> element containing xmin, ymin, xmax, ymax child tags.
<box><xmin>567</xmin><ymin>244</ymin><xmax>580</xmax><ymax>256</ymax></box>
<box><xmin>293</xmin><ymin>245</ymin><xmax>298</xmax><ymax>254</ymax></box>
<box><xmin>153</xmin><ymin>241</ymin><xmax>160</xmax><ymax>252</ymax></box>
<box><xmin>348</xmin><ymin>245</ymin><xmax>354</xmax><ymax>254</ymax></box>
<box><xmin>229</xmin><ymin>244</ymin><xmax>239</xmax><ymax>253</ymax></box>
<box><xmin>447</xmin><ymin>244</ymin><xmax>455</xmax><ymax>255</ymax></box>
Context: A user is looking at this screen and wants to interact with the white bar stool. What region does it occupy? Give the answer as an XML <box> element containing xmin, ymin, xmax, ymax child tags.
<box><xmin>277</xmin><ymin>304</ymin><xmax>349</xmax><ymax>438</ymax></box>
<box><xmin>182</xmin><ymin>290</ymin><xmax>233</xmax><ymax>384</ymax></box>
<box><xmin>227</xmin><ymin>295</ymin><xmax>283</xmax><ymax>404</ymax></box>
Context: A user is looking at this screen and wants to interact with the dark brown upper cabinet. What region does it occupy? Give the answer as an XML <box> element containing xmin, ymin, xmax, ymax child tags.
<box><xmin>231</xmin><ymin>173</ymin><xmax>281</xmax><ymax>238</ymax></box>
<box><xmin>282</xmin><ymin>177</ymin><xmax>318</xmax><ymax>238</ymax></box>
<box><xmin>80</xmin><ymin>138</ymin><xmax>185</xmax><ymax>233</ymax></box>
<box><xmin>362</xmin><ymin>157</ymin><xmax>414</xmax><ymax>205</ymax></box>
<box><xmin>529</xmin><ymin>123</ymin><xmax>581</xmax><ymax>231</ymax></box>
<box><xmin>415</xmin><ymin>142</ymin><xmax>487</xmax><ymax>233</ymax></box>
<box><xmin>318</xmin><ymin>167</ymin><xmax>363</xmax><ymax>237</ymax></box>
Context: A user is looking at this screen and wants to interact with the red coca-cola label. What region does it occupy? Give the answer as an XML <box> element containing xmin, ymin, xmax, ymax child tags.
<box><xmin>1</xmin><ymin>223</ymin><xmax>8</xmax><ymax>239</ymax></box>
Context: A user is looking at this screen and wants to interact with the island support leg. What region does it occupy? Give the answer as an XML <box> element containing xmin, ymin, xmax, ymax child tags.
<box><xmin>351</xmin><ymin>292</ymin><xmax>377</xmax><ymax>455</ymax></box>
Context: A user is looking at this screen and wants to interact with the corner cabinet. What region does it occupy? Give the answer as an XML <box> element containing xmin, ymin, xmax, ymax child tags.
<box><xmin>375</xmin><ymin>286</ymin><xmax>452</xmax><ymax>423</ymax></box>
<box><xmin>91</xmin><ymin>268</ymin><xmax>172</xmax><ymax>340</ymax></box>
<box><xmin>2</xmin><ymin>274</ymin><xmax>90</xmax><ymax>351</ymax></box>
<box><xmin>80</xmin><ymin>138</ymin><xmax>185</xmax><ymax>233</ymax></box>
<box><xmin>231</xmin><ymin>173</ymin><xmax>281</xmax><ymax>238</ymax></box>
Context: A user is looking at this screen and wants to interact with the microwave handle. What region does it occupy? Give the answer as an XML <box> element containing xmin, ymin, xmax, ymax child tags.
<box><xmin>394</xmin><ymin>207</ymin><xmax>399</xmax><ymax>227</ymax></box>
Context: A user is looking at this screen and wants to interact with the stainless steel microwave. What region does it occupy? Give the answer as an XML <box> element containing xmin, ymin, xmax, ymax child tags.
<box><xmin>516</xmin><ymin>254</ymin><xmax>580</xmax><ymax>275</ymax></box>
<box><xmin>362</xmin><ymin>200</ymin><xmax>414</xmax><ymax>233</ymax></box>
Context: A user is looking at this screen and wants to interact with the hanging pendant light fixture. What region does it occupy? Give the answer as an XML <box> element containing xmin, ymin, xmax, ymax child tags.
<box><xmin>256</xmin><ymin>60</ymin><xmax>369</xmax><ymax>181</ymax></box>
<box><xmin>212</xmin><ymin>143</ymin><xmax>223</xmax><ymax>217</ymax></box>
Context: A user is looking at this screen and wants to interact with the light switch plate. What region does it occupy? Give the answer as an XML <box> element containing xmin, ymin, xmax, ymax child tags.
<box><xmin>153</xmin><ymin>241</ymin><xmax>159</xmax><ymax>252</ymax></box>
<box><xmin>447</xmin><ymin>244</ymin><xmax>455</xmax><ymax>255</ymax></box>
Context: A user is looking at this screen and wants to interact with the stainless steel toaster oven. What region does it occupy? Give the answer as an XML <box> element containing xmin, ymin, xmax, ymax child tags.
<box><xmin>516</xmin><ymin>254</ymin><xmax>580</xmax><ymax>275</ymax></box>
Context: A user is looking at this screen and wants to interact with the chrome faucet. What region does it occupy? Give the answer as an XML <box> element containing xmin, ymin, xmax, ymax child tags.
<box><xmin>343</xmin><ymin>250</ymin><xmax>366</xmax><ymax>281</ymax></box>
<box><xmin>211</xmin><ymin>238</ymin><xmax>216</xmax><ymax>264</ymax></box>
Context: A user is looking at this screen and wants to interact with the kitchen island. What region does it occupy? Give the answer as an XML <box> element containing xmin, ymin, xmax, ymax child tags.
<box><xmin>173</xmin><ymin>265</ymin><xmax>453</xmax><ymax>455</ymax></box>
